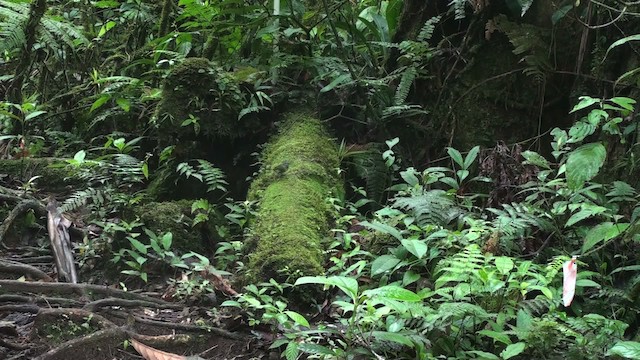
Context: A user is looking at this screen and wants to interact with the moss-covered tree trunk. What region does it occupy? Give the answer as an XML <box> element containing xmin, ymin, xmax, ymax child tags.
<box><xmin>245</xmin><ymin>112</ymin><xmax>342</xmax><ymax>283</ymax></box>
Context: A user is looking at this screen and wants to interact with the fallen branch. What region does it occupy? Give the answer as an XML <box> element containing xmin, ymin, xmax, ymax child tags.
<box><xmin>0</xmin><ymin>259</ymin><xmax>53</xmax><ymax>282</ymax></box>
<box><xmin>0</xmin><ymin>280</ymin><xmax>173</xmax><ymax>306</ymax></box>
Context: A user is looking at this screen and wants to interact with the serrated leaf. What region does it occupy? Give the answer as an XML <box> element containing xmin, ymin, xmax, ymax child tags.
<box><xmin>566</xmin><ymin>142</ymin><xmax>606</xmax><ymax>190</ymax></box>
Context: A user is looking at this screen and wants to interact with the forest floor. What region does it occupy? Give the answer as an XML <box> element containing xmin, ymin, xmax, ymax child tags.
<box><xmin>0</xmin><ymin>185</ymin><xmax>269</xmax><ymax>360</ymax></box>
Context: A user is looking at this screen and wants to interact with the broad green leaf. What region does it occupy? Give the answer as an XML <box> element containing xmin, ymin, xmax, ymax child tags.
<box><xmin>494</xmin><ymin>257</ymin><xmax>514</xmax><ymax>275</ymax></box>
<box><xmin>576</xmin><ymin>279</ymin><xmax>600</xmax><ymax>288</ymax></box>
<box><xmin>552</xmin><ymin>4</ymin><xmax>573</xmax><ymax>24</ymax></box>
<box><xmin>90</xmin><ymin>94</ymin><xmax>110</xmax><ymax>113</ymax></box>
<box><xmin>606</xmin><ymin>341</ymin><xmax>640</xmax><ymax>359</ymax></box>
<box><xmin>610</xmin><ymin>264</ymin><xmax>640</xmax><ymax>275</ymax></box>
<box><xmin>371</xmin><ymin>331</ymin><xmax>413</xmax><ymax>346</ymax></box>
<box><xmin>161</xmin><ymin>232</ymin><xmax>172</xmax><ymax>250</ymax></box>
<box><xmin>284</xmin><ymin>311</ymin><xmax>309</xmax><ymax>327</ymax></box>
<box><xmin>570</xmin><ymin>96</ymin><xmax>599</xmax><ymax>113</ymax></box>
<box><xmin>400</xmin><ymin>239</ymin><xmax>428</xmax><ymax>259</ymax></box>
<box><xmin>606</xmin><ymin>34</ymin><xmax>640</xmax><ymax>60</ymax></box>
<box><xmin>24</xmin><ymin>110</ymin><xmax>46</xmax><ymax>121</ymax></box>
<box><xmin>297</xmin><ymin>343</ymin><xmax>336</xmax><ymax>356</ymax></box>
<box><xmin>568</xmin><ymin>121</ymin><xmax>596</xmax><ymax>143</ymax></box>
<box><xmin>360</xmin><ymin>220</ymin><xmax>402</xmax><ymax>241</ymax></box>
<box><xmin>565</xmin><ymin>205</ymin><xmax>608</xmax><ymax>227</ymax></box>
<box><xmin>582</xmin><ymin>222</ymin><xmax>629</xmax><ymax>253</ymax></box>
<box><xmin>447</xmin><ymin>147</ymin><xmax>464</xmax><ymax>167</ymax></box>
<box><xmin>402</xmin><ymin>270</ymin><xmax>420</xmax><ymax>286</ymax></box>
<box><xmin>116</xmin><ymin>98</ymin><xmax>131</xmax><ymax>112</ymax></box>
<box><xmin>609</xmin><ymin>97</ymin><xmax>636</xmax><ymax>111</ymax></box>
<box><xmin>501</xmin><ymin>342</ymin><xmax>526</xmax><ymax>359</ymax></box>
<box><xmin>73</xmin><ymin>150</ymin><xmax>86</xmax><ymax>163</ymax></box>
<box><xmin>320</xmin><ymin>74</ymin><xmax>351</xmax><ymax>93</ymax></box>
<box><xmin>128</xmin><ymin>238</ymin><xmax>147</xmax><ymax>254</ymax></box>
<box><xmin>463</xmin><ymin>146</ymin><xmax>480</xmax><ymax>169</ymax></box>
<box><xmin>295</xmin><ymin>276</ymin><xmax>358</xmax><ymax>302</ymax></box>
<box><xmin>468</xmin><ymin>351</ymin><xmax>500</xmax><ymax>360</ymax></box>
<box><xmin>370</xmin><ymin>254</ymin><xmax>401</xmax><ymax>276</ymax></box>
<box><xmin>363</xmin><ymin>285</ymin><xmax>422</xmax><ymax>302</ymax></box>
<box><xmin>566</xmin><ymin>142</ymin><xmax>606</xmax><ymax>190</ymax></box>
<box><xmin>478</xmin><ymin>330</ymin><xmax>511</xmax><ymax>345</ymax></box>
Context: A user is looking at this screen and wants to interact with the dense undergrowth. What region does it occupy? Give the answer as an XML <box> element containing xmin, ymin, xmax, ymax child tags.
<box><xmin>3</xmin><ymin>0</ymin><xmax>640</xmax><ymax>359</ymax></box>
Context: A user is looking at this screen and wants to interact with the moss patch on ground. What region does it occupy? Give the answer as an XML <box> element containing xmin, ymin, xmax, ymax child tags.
<box><xmin>0</xmin><ymin>158</ymin><xmax>81</xmax><ymax>193</ymax></box>
<box><xmin>246</xmin><ymin>111</ymin><xmax>342</xmax><ymax>283</ymax></box>
<box><xmin>134</xmin><ymin>200</ymin><xmax>207</xmax><ymax>254</ymax></box>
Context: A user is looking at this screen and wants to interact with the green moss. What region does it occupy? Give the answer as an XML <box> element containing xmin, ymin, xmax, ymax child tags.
<box><xmin>134</xmin><ymin>200</ymin><xmax>206</xmax><ymax>253</ymax></box>
<box><xmin>245</xmin><ymin>112</ymin><xmax>342</xmax><ymax>283</ymax></box>
<box><xmin>155</xmin><ymin>57</ymin><xmax>245</xmax><ymax>140</ymax></box>
<box><xmin>0</xmin><ymin>158</ymin><xmax>81</xmax><ymax>192</ymax></box>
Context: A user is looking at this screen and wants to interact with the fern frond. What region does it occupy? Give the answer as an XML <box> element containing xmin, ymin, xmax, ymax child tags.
<box><xmin>394</xmin><ymin>66</ymin><xmax>417</xmax><ymax>106</ymax></box>
<box><xmin>488</xmin><ymin>202</ymin><xmax>553</xmax><ymax>243</ymax></box>
<box><xmin>61</xmin><ymin>187</ymin><xmax>108</xmax><ymax>212</ymax></box>
<box><xmin>197</xmin><ymin>159</ymin><xmax>228</xmax><ymax>193</ymax></box>
<box><xmin>393</xmin><ymin>189</ymin><xmax>461</xmax><ymax>227</ymax></box>
<box><xmin>417</xmin><ymin>16</ymin><xmax>441</xmax><ymax>42</ymax></box>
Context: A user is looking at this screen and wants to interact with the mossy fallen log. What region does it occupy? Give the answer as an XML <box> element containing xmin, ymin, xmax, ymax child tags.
<box><xmin>245</xmin><ymin>112</ymin><xmax>342</xmax><ymax>283</ymax></box>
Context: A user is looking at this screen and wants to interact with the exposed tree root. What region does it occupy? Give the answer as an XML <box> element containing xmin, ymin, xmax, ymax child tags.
<box><xmin>0</xmin><ymin>259</ymin><xmax>53</xmax><ymax>281</ymax></box>
<box><xmin>32</xmin><ymin>326</ymin><xmax>126</xmax><ymax>360</ymax></box>
<box><xmin>82</xmin><ymin>297</ymin><xmax>181</xmax><ymax>312</ymax></box>
<box><xmin>132</xmin><ymin>315</ymin><xmax>249</xmax><ymax>341</ymax></box>
<box><xmin>0</xmin><ymin>279</ymin><xmax>174</xmax><ymax>306</ymax></box>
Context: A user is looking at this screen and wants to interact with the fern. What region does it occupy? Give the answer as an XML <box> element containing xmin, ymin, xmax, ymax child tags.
<box><xmin>176</xmin><ymin>160</ymin><xmax>228</xmax><ymax>193</ymax></box>
<box><xmin>0</xmin><ymin>0</ymin><xmax>89</xmax><ymax>58</ymax></box>
<box><xmin>488</xmin><ymin>202</ymin><xmax>554</xmax><ymax>245</ymax></box>
<box><xmin>197</xmin><ymin>159</ymin><xmax>228</xmax><ymax>193</ymax></box>
<box><xmin>61</xmin><ymin>187</ymin><xmax>108</xmax><ymax>212</ymax></box>
<box><xmin>417</xmin><ymin>16</ymin><xmax>441</xmax><ymax>42</ymax></box>
<box><xmin>393</xmin><ymin>189</ymin><xmax>461</xmax><ymax>227</ymax></box>
<box><xmin>449</xmin><ymin>0</ymin><xmax>469</xmax><ymax>20</ymax></box>
<box><xmin>394</xmin><ymin>66</ymin><xmax>417</xmax><ymax>106</ymax></box>
<box><xmin>491</xmin><ymin>15</ymin><xmax>551</xmax><ymax>82</ymax></box>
